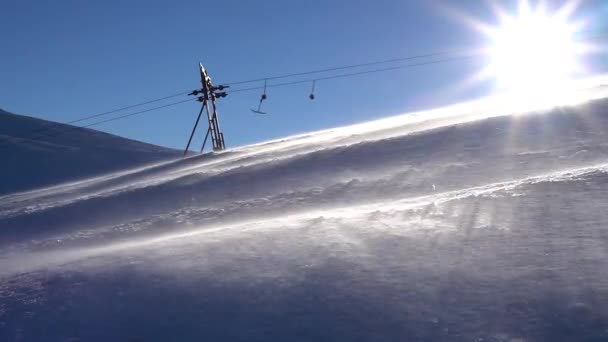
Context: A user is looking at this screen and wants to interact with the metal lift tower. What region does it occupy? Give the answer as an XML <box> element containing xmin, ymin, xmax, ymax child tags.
<box><xmin>183</xmin><ymin>63</ymin><xmax>228</xmax><ymax>156</ymax></box>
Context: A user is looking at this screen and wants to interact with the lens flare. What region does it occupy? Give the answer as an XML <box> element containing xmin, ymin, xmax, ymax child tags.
<box><xmin>486</xmin><ymin>7</ymin><xmax>582</xmax><ymax>91</ymax></box>
<box><xmin>476</xmin><ymin>1</ymin><xmax>598</xmax><ymax>94</ymax></box>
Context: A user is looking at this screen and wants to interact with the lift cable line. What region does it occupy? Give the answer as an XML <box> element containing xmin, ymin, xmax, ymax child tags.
<box><xmin>79</xmin><ymin>98</ymin><xmax>196</xmax><ymax>130</ymax></box>
<box><xmin>5</xmin><ymin>27</ymin><xmax>608</xmax><ymax>148</ymax></box>
<box><xmin>222</xmin><ymin>50</ymin><xmax>469</xmax><ymax>86</ymax></box>
<box><xmin>0</xmin><ymin>98</ymin><xmax>196</xmax><ymax>149</ymax></box>
<box><xmin>182</xmin><ymin>55</ymin><xmax>476</xmax><ymax>146</ymax></box>
<box><xmin>2</xmin><ymin>51</ymin><xmax>469</xmax><ymax>150</ymax></box>
<box><xmin>227</xmin><ymin>54</ymin><xmax>477</xmax><ymax>94</ymax></box>
<box><xmin>0</xmin><ymin>91</ymin><xmax>191</xmax><ymax>147</ymax></box>
<box><xmin>5</xmin><ymin>28</ymin><xmax>608</xmax><ymax>151</ymax></box>
<box><xmin>221</xmin><ymin>28</ymin><xmax>608</xmax><ymax>88</ymax></box>
<box><xmin>68</xmin><ymin>91</ymin><xmax>190</xmax><ymax>126</ymax></box>
<box><xmin>6</xmin><ymin>26</ymin><xmax>606</xmax><ymax>147</ymax></box>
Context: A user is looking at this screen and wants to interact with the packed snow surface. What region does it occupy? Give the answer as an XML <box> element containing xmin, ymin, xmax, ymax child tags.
<box><xmin>2</xmin><ymin>87</ymin><xmax>608</xmax><ymax>341</ymax></box>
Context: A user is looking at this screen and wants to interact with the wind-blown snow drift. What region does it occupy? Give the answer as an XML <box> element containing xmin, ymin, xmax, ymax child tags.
<box><xmin>1</xmin><ymin>86</ymin><xmax>608</xmax><ymax>341</ymax></box>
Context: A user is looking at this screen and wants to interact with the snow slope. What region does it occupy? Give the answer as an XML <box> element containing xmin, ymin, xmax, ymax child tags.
<box><xmin>1</xmin><ymin>87</ymin><xmax>608</xmax><ymax>341</ymax></box>
<box><xmin>0</xmin><ymin>108</ymin><xmax>180</xmax><ymax>195</ymax></box>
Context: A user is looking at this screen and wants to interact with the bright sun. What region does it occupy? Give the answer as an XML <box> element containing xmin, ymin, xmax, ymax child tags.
<box><xmin>481</xmin><ymin>1</ymin><xmax>587</xmax><ymax>92</ymax></box>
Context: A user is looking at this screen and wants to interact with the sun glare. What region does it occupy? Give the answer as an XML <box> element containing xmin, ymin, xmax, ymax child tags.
<box><xmin>480</xmin><ymin>1</ymin><xmax>587</xmax><ymax>94</ymax></box>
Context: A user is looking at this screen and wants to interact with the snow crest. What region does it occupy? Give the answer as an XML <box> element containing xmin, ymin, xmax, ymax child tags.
<box><xmin>2</xmin><ymin>95</ymin><xmax>608</xmax><ymax>341</ymax></box>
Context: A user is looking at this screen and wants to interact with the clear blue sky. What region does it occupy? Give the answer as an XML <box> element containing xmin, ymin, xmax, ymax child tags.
<box><xmin>1</xmin><ymin>0</ymin><xmax>606</xmax><ymax>149</ymax></box>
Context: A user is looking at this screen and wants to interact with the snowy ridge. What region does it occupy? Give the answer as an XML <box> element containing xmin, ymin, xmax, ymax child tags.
<box><xmin>2</xmin><ymin>95</ymin><xmax>608</xmax><ymax>244</ymax></box>
<box><xmin>3</xmin><ymin>82</ymin><xmax>607</xmax><ymax>214</ymax></box>
<box><xmin>2</xmin><ymin>89</ymin><xmax>608</xmax><ymax>341</ymax></box>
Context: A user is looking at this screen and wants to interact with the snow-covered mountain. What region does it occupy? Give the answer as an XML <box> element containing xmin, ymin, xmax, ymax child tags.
<box><xmin>1</xmin><ymin>88</ymin><xmax>608</xmax><ymax>341</ymax></box>
<box><xmin>0</xmin><ymin>108</ymin><xmax>179</xmax><ymax>195</ymax></box>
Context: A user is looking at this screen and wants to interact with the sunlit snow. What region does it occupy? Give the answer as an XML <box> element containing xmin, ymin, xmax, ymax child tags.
<box><xmin>1</xmin><ymin>80</ymin><xmax>608</xmax><ymax>341</ymax></box>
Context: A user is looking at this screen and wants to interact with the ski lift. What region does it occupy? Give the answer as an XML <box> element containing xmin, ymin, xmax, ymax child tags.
<box><xmin>309</xmin><ymin>80</ymin><xmax>316</xmax><ymax>100</ymax></box>
<box><xmin>251</xmin><ymin>80</ymin><xmax>268</xmax><ymax>114</ymax></box>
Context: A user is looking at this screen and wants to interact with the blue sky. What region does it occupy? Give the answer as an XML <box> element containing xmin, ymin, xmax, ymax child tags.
<box><xmin>1</xmin><ymin>0</ymin><xmax>606</xmax><ymax>150</ymax></box>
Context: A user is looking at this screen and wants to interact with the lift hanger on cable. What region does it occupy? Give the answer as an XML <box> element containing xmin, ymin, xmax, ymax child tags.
<box><xmin>251</xmin><ymin>79</ymin><xmax>268</xmax><ymax>114</ymax></box>
<box><xmin>309</xmin><ymin>80</ymin><xmax>316</xmax><ymax>100</ymax></box>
